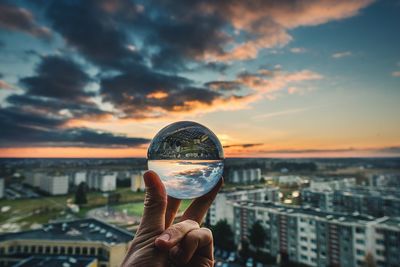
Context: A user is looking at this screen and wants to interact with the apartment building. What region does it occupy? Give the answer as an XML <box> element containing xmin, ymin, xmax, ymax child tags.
<box><xmin>206</xmin><ymin>187</ymin><xmax>280</xmax><ymax>226</ymax></box>
<box><xmin>130</xmin><ymin>171</ymin><xmax>146</xmax><ymax>192</ymax></box>
<box><xmin>229</xmin><ymin>168</ymin><xmax>262</xmax><ymax>184</ymax></box>
<box><xmin>39</xmin><ymin>175</ymin><xmax>69</xmax><ymax>195</ymax></box>
<box><xmin>233</xmin><ymin>201</ymin><xmax>399</xmax><ymax>267</ymax></box>
<box><xmin>87</xmin><ymin>172</ymin><xmax>116</xmax><ymax>192</ymax></box>
<box><xmin>0</xmin><ymin>218</ymin><xmax>133</xmax><ymax>267</ymax></box>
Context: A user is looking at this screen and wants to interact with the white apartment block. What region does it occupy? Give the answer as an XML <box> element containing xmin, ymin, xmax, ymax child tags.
<box><xmin>131</xmin><ymin>171</ymin><xmax>146</xmax><ymax>192</ymax></box>
<box><xmin>310</xmin><ymin>177</ymin><xmax>356</xmax><ymax>191</ymax></box>
<box><xmin>207</xmin><ymin>187</ymin><xmax>280</xmax><ymax>226</ymax></box>
<box><xmin>24</xmin><ymin>172</ymin><xmax>47</xmax><ymax>187</ymax></box>
<box><xmin>74</xmin><ymin>171</ymin><xmax>87</xmax><ymax>186</ymax></box>
<box><xmin>39</xmin><ymin>175</ymin><xmax>69</xmax><ymax>195</ymax></box>
<box><xmin>87</xmin><ymin>172</ymin><xmax>116</xmax><ymax>192</ymax></box>
<box><xmin>231</xmin><ymin>168</ymin><xmax>262</xmax><ymax>184</ymax></box>
<box><xmin>0</xmin><ymin>178</ymin><xmax>4</xmax><ymax>199</ymax></box>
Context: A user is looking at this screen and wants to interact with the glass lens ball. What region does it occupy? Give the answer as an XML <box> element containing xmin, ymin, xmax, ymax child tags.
<box><xmin>147</xmin><ymin>121</ymin><xmax>224</xmax><ymax>199</ymax></box>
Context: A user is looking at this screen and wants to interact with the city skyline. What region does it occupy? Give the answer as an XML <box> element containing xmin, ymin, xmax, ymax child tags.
<box><xmin>0</xmin><ymin>0</ymin><xmax>399</xmax><ymax>158</ymax></box>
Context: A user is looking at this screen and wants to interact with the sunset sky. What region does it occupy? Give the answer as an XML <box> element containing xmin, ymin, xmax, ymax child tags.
<box><xmin>0</xmin><ymin>0</ymin><xmax>399</xmax><ymax>158</ymax></box>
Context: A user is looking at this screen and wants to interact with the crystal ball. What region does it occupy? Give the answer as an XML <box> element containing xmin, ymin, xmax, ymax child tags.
<box><xmin>147</xmin><ymin>121</ymin><xmax>224</xmax><ymax>199</ymax></box>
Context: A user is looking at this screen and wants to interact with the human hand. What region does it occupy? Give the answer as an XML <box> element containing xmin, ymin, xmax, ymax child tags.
<box><xmin>121</xmin><ymin>170</ymin><xmax>223</xmax><ymax>267</ymax></box>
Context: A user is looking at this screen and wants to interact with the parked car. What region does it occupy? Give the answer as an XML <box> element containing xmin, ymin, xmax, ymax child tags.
<box><xmin>227</xmin><ymin>251</ymin><xmax>236</xmax><ymax>262</ymax></box>
<box><xmin>246</xmin><ymin>257</ymin><xmax>254</xmax><ymax>267</ymax></box>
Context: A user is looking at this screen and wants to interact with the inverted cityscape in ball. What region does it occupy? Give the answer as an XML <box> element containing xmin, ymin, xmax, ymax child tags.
<box><xmin>147</xmin><ymin>121</ymin><xmax>224</xmax><ymax>199</ymax></box>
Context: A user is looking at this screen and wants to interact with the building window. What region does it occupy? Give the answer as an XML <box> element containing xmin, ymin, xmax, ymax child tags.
<box><xmin>53</xmin><ymin>247</ymin><xmax>59</xmax><ymax>254</ymax></box>
<box><xmin>67</xmin><ymin>247</ymin><xmax>73</xmax><ymax>254</ymax></box>
<box><xmin>45</xmin><ymin>246</ymin><xmax>51</xmax><ymax>253</ymax></box>
<box><xmin>60</xmin><ymin>247</ymin><xmax>65</xmax><ymax>254</ymax></box>
<box><xmin>82</xmin><ymin>247</ymin><xmax>88</xmax><ymax>255</ymax></box>
<box><xmin>90</xmin><ymin>247</ymin><xmax>96</xmax><ymax>255</ymax></box>
<box><xmin>356</xmin><ymin>249</ymin><xmax>364</xmax><ymax>256</ymax></box>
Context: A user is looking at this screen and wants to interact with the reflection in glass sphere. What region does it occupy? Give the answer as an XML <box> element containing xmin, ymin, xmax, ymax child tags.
<box><xmin>147</xmin><ymin>121</ymin><xmax>224</xmax><ymax>199</ymax></box>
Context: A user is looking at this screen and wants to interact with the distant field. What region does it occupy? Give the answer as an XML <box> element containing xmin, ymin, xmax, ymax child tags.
<box><xmin>114</xmin><ymin>199</ymin><xmax>192</xmax><ymax>216</ymax></box>
<box><xmin>0</xmin><ymin>187</ymin><xmax>146</xmax><ymax>231</ymax></box>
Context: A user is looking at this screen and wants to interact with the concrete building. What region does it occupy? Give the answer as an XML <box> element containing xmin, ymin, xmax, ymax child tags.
<box><xmin>301</xmin><ymin>188</ymin><xmax>334</xmax><ymax>211</ymax></box>
<box><xmin>24</xmin><ymin>172</ymin><xmax>47</xmax><ymax>188</ymax></box>
<box><xmin>0</xmin><ymin>218</ymin><xmax>133</xmax><ymax>267</ymax></box>
<box><xmin>233</xmin><ymin>201</ymin><xmax>399</xmax><ymax>267</ymax></box>
<box><xmin>275</xmin><ymin>176</ymin><xmax>303</xmax><ymax>186</ymax></box>
<box><xmin>39</xmin><ymin>175</ymin><xmax>69</xmax><ymax>195</ymax></box>
<box><xmin>206</xmin><ymin>187</ymin><xmax>280</xmax><ymax>226</ymax></box>
<box><xmin>333</xmin><ymin>187</ymin><xmax>400</xmax><ymax>217</ymax></box>
<box><xmin>74</xmin><ymin>172</ymin><xmax>87</xmax><ymax>186</ymax></box>
<box><xmin>230</xmin><ymin>168</ymin><xmax>262</xmax><ymax>184</ymax></box>
<box><xmin>13</xmin><ymin>256</ymin><xmax>98</xmax><ymax>267</ymax></box>
<box><xmin>130</xmin><ymin>171</ymin><xmax>146</xmax><ymax>192</ymax></box>
<box><xmin>0</xmin><ymin>178</ymin><xmax>4</xmax><ymax>199</ymax></box>
<box><xmin>310</xmin><ymin>177</ymin><xmax>356</xmax><ymax>191</ymax></box>
<box><xmin>87</xmin><ymin>172</ymin><xmax>116</xmax><ymax>192</ymax></box>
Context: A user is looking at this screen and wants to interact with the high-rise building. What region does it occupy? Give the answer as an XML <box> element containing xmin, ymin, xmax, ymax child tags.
<box><xmin>229</xmin><ymin>168</ymin><xmax>262</xmax><ymax>184</ymax></box>
<box><xmin>39</xmin><ymin>175</ymin><xmax>69</xmax><ymax>195</ymax></box>
<box><xmin>232</xmin><ymin>201</ymin><xmax>399</xmax><ymax>267</ymax></box>
<box><xmin>206</xmin><ymin>187</ymin><xmax>280</xmax><ymax>226</ymax></box>
<box><xmin>0</xmin><ymin>218</ymin><xmax>133</xmax><ymax>267</ymax></box>
<box><xmin>130</xmin><ymin>171</ymin><xmax>146</xmax><ymax>192</ymax></box>
<box><xmin>333</xmin><ymin>187</ymin><xmax>400</xmax><ymax>217</ymax></box>
<box><xmin>74</xmin><ymin>172</ymin><xmax>87</xmax><ymax>186</ymax></box>
<box><xmin>0</xmin><ymin>178</ymin><xmax>4</xmax><ymax>199</ymax></box>
<box><xmin>87</xmin><ymin>172</ymin><xmax>116</xmax><ymax>192</ymax></box>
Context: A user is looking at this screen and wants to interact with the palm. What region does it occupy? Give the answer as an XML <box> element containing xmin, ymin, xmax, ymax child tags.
<box><xmin>121</xmin><ymin>171</ymin><xmax>221</xmax><ymax>267</ymax></box>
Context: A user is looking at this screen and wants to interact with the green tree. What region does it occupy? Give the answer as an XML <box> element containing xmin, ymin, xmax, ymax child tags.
<box><xmin>364</xmin><ymin>252</ymin><xmax>376</xmax><ymax>267</ymax></box>
<box><xmin>249</xmin><ymin>221</ymin><xmax>266</xmax><ymax>250</ymax></box>
<box><xmin>211</xmin><ymin>219</ymin><xmax>235</xmax><ymax>250</ymax></box>
<box><xmin>75</xmin><ymin>182</ymin><xmax>88</xmax><ymax>205</ymax></box>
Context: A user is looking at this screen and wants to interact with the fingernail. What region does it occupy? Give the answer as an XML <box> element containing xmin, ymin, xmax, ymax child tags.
<box><xmin>157</xmin><ymin>233</ymin><xmax>170</xmax><ymax>242</ymax></box>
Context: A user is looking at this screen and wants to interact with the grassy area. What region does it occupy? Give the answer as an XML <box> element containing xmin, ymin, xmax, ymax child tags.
<box><xmin>114</xmin><ymin>199</ymin><xmax>192</xmax><ymax>216</ymax></box>
<box><xmin>0</xmin><ymin>187</ymin><xmax>147</xmax><ymax>230</ymax></box>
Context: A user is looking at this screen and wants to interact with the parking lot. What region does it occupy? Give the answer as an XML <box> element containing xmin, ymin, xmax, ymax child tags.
<box><xmin>4</xmin><ymin>183</ymin><xmax>40</xmax><ymax>199</ymax></box>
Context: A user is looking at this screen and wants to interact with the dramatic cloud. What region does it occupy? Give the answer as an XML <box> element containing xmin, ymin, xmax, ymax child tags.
<box><xmin>0</xmin><ymin>105</ymin><xmax>149</xmax><ymax>148</ymax></box>
<box><xmin>0</xmin><ymin>2</ymin><xmax>50</xmax><ymax>38</ymax></box>
<box><xmin>20</xmin><ymin>56</ymin><xmax>92</xmax><ymax>101</ymax></box>
<box><xmin>45</xmin><ymin>0</ymin><xmax>143</xmax><ymax>69</ymax></box>
<box><xmin>0</xmin><ymin>79</ymin><xmax>12</xmax><ymax>90</ymax></box>
<box><xmin>332</xmin><ymin>51</ymin><xmax>352</xmax><ymax>59</ymax></box>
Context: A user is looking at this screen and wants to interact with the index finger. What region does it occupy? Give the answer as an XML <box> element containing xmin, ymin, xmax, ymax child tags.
<box><xmin>180</xmin><ymin>177</ymin><xmax>223</xmax><ymax>224</ymax></box>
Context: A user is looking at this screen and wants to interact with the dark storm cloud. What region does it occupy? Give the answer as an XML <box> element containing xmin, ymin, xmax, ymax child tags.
<box><xmin>99</xmin><ymin>65</ymin><xmax>228</xmax><ymax>118</ymax></box>
<box><xmin>45</xmin><ymin>0</ymin><xmax>143</xmax><ymax>70</ymax></box>
<box><xmin>145</xmin><ymin>13</ymin><xmax>229</xmax><ymax>70</ymax></box>
<box><xmin>0</xmin><ymin>106</ymin><xmax>149</xmax><ymax>148</ymax></box>
<box><xmin>6</xmin><ymin>94</ymin><xmax>109</xmax><ymax>119</ymax></box>
<box><xmin>0</xmin><ymin>1</ymin><xmax>50</xmax><ymax>38</ymax></box>
<box><xmin>20</xmin><ymin>56</ymin><xmax>92</xmax><ymax>101</ymax></box>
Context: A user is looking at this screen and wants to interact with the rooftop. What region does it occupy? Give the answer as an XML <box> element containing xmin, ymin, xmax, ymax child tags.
<box><xmin>13</xmin><ymin>256</ymin><xmax>96</xmax><ymax>267</ymax></box>
<box><xmin>235</xmin><ymin>201</ymin><xmax>379</xmax><ymax>224</ymax></box>
<box><xmin>0</xmin><ymin>218</ymin><xmax>133</xmax><ymax>244</ymax></box>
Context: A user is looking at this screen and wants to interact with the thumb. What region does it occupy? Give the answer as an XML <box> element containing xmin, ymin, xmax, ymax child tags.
<box><xmin>137</xmin><ymin>170</ymin><xmax>167</xmax><ymax>235</ymax></box>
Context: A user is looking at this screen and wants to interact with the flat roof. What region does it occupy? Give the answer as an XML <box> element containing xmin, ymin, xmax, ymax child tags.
<box><xmin>13</xmin><ymin>256</ymin><xmax>96</xmax><ymax>267</ymax></box>
<box><xmin>235</xmin><ymin>201</ymin><xmax>378</xmax><ymax>224</ymax></box>
<box><xmin>0</xmin><ymin>218</ymin><xmax>133</xmax><ymax>244</ymax></box>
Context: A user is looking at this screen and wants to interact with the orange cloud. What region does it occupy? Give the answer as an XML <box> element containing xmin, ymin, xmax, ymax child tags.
<box><xmin>0</xmin><ymin>80</ymin><xmax>13</xmax><ymax>90</ymax></box>
<box><xmin>201</xmin><ymin>0</ymin><xmax>373</xmax><ymax>61</ymax></box>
